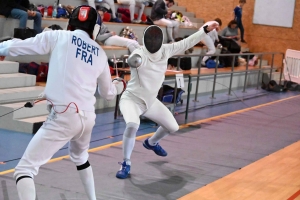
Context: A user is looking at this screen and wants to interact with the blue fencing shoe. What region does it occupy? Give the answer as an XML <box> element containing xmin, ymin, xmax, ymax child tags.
<box><xmin>143</xmin><ymin>138</ymin><xmax>168</xmax><ymax>157</ymax></box>
<box><xmin>116</xmin><ymin>161</ymin><xmax>131</xmax><ymax>179</ymax></box>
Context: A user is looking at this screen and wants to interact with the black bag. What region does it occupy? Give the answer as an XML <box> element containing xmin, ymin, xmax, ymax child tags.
<box><xmin>157</xmin><ymin>85</ymin><xmax>185</xmax><ymax>104</ymax></box>
<box><xmin>218</xmin><ymin>48</ymin><xmax>239</xmax><ymax>67</ymax></box>
<box><xmin>179</xmin><ymin>57</ymin><xmax>192</xmax><ymax>70</ymax></box>
<box><xmin>14</xmin><ymin>28</ymin><xmax>37</xmax><ymax>40</ymax></box>
<box><xmin>218</xmin><ymin>36</ymin><xmax>241</xmax><ymax>53</ymax></box>
<box><xmin>167</xmin><ymin>57</ymin><xmax>192</xmax><ymax>70</ymax></box>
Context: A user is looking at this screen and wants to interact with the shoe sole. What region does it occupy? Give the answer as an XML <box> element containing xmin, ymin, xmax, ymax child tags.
<box><xmin>116</xmin><ymin>172</ymin><xmax>130</xmax><ymax>179</ymax></box>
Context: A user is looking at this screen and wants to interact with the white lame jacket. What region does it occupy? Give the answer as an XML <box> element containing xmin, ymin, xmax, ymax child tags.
<box><xmin>0</xmin><ymin>30</ymin><xmax>118</xmax><ymax>111</ymax></box>
<box><xmin>126</xmin><ymin>27</ymin><xmax>208</xmax><ymax>108</ymax></box>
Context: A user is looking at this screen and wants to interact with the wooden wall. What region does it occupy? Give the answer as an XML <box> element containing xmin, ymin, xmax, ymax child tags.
<box><xmin>176</xmin><ymin>0</ymin><xmax>300</xmax><ymax>66</ymax></box>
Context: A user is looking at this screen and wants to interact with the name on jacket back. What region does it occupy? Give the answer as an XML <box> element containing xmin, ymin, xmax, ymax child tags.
<box><xmin>72</xmin><ymin>35</ymin><xmax>99</xmax><ymax>66</ymax></box>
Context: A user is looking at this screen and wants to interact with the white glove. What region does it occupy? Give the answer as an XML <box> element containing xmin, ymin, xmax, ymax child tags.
<box><xmin>112</xmin><ymin>78</ymin><xmax>126</xmax><ymax>95</ymax></box>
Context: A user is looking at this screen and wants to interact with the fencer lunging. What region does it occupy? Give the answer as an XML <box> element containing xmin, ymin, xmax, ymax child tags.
<box><xmin>0</xmin><ymin>6</ymin><xmax>125</xmax><ymax>200</ymax></box>
<box><xmin>116</xmin><ymin>23</ymin><xmax>219</xmax><ymax>179</ymax></box>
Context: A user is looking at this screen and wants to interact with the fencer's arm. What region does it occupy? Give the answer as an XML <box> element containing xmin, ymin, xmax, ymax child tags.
<box><xmin>97</xmin><ymin>62</ymin><xmax>120</xmax><ymax>101</ymax></box>
<box><xmin>0</xmin><ymin>31</ymin><xmax>57</xmax><ymax>57</ymax></box>
<box><xmin>166</xmin><ymin>25</ymin><xmax>215</xmax><ymax>57</ymax></box>
<box><xmin>127</xmin><ymin>53</ymin><xmax>142</xmax><ymax>68</ymax></box>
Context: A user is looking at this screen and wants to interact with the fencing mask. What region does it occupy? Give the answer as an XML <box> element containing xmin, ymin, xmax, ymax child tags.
<box><xmin>143</xmin><ymin>25</ymin><xmax>163</xmax><ymax>54</ymax></box>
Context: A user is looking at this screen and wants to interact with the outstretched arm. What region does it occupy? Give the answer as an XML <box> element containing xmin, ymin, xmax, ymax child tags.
<box><xmin>0</xmin><ymin>31</ymin><xmax>58</xmax><ymax>57</ymax></box>
<box><xmin>165</xmin><ymin>23</ymin><xmax>219</xmax><ymax>57</ymax></box>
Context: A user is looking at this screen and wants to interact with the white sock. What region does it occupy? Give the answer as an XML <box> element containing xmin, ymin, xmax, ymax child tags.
<box><xmin>77</xmin><ymin>163</ymin><xmax>96</xmax><ymax>200</ymax></box>
<box><xmin>122</xmin><ymin>122</ymin><xmax>139</xmax><ymax>165</ymax></box>
<box><xmin>148</xmin><ymin>126</ymin><xmax>169</xmax><ymax>146</ymax></box>
<box><xmin>16</xmin><ymin>176</ymin><xmax>36</xmax><ymax>200</ymax></box>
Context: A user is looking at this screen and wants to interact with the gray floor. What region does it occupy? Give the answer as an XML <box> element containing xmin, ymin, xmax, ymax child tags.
<box><xmin>1</xmin><ymin>96</ymin><xmax>300</xmax><ymax>200</ymax></box>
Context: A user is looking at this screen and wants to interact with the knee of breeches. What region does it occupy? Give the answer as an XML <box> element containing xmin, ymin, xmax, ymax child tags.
<box><xmin>76</xmin><ymin>160</ymin><xmax>90</xmax><ymax>171</ymax></box>
<box><xmin>15</xmin><ymin>175</ymin><xmax>33</xmax><ymax>184</ymax></box>
<box><xmin>14</xmin><ymin>169</ymin><xmax>33</xmax><ymax>183</ymax></box>
<box><xmin>124</xmin><ymin>122</ymin><xmax>139</xmax><ymax>138</ymax></box>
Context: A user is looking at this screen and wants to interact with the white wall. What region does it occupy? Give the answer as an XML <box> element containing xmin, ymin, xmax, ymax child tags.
<box><xmin>253</xmin><ymin>0</ymin><xmax>296</xmax><ymax>28</ymax></box>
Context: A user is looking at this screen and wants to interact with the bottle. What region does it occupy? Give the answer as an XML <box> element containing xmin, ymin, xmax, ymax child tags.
<box><xmin>52</xmin><ymin>1</ymin><xmax>57</xmax><ymax>18</ymax></box>
<box><xmin>43</xmin><ymin>6</ymin><xmax>48</xmax><ymax>18</ymax></box>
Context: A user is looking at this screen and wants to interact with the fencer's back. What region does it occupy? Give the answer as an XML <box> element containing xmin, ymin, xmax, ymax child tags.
<box><xmin>44</xmin><ymin>30</ymin><xmax>108</xmax><ymax>111</ymax></box>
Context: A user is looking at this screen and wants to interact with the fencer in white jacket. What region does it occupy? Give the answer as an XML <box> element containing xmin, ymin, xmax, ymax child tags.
<box><xmin>116</xmin><ymin>23</ymin><xmax>219</xmax><ymax>179</ymax></box>
<box><xmin>0</xmin><ymin>6</ymin><xmax>125</xmax><ymax>200</ymax></box>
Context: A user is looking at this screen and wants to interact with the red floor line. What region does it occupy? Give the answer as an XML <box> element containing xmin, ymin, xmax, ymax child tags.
<box><xmin>287</xmin><ymin>189</ymin><xmax>300</xmax><ymax>200</ymax></box>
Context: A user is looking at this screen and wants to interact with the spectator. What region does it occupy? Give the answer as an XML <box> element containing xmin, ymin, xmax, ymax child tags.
<box><xmin>0</xmin><ymin>0</ymin><xmax>42</xmax><ymax>34</ymax></box>
<box><xmin>233</xmin><ymin>0</ymin><xmax>246</xmax><ymax>43</ymax></box>
<box><xmin>96</xmin><ymin>8</ymin><xmax>140</xmax><ymax>53</ymax></box>
<box><xmin>117</xmin><ymin>0</ymin><xmax>146</xmax><ymax>23</ymax></box>
<box><xmin>220</xmin><ymin>20</ymin><xmax>239</xmax><ymax>41</ymax></box>
<box><xmin>151</xmin><ymin>0</ymin><xmax>179</xmax><ymax>43</ymax></box>
<box><xmin>199</xmin><ymin>18</ymin><xmax>222</xmax><ymax>65</ymax></box>
<box><xmin>87</xmin><ymin>0</ymin><xmax>122</xmax><ymax>22</ymax></box>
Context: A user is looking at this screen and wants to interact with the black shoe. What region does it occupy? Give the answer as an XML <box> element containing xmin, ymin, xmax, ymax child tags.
<box><xmin>241</xmin><ymin>39</ymin><xmax>247</xmax><ymax>43</ymax></box>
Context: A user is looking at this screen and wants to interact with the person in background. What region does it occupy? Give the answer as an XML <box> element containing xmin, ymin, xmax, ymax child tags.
<box><xmin>199</xmin><ymin>18</ymin><xmax>222</xmax><ymax>65</ymax></box>
<box><xmin>116</xmin><ymin>0</ymin><xmax>146</xmax><ymax>23</ymax></box>
<box><xmin>219</xmin><ymin>20</ymin><xmax>239</xmax><ymax>41</ymax></box>
<box><xmin>151</xmin><ymin>0</ymin><xmax>179</xmax><ymax>43</ymax></box>
<box><xmin>87</xmin><ymin>0</ymin><xmax>122</xmax><ymax>22</ymax></box>
<box><xmin>233</xmin><ymin>0</ymin><xmax>246</xmax><ymax>43</ymax></box>
<box><xmin>96</xmin><ymin>8</ymin><xmax>140</xmax><ymax>53</ymax></box>
<box><xmin>0</xmin><ymin>0</ymin><xmax>42</xmax><ymax>34</ymax></box>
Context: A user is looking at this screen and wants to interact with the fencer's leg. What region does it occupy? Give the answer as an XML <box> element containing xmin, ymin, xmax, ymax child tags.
<box><xmin>142</xmin><ymin>99</ymin><xmax>179</xmax><ymax>156</ymax></box>
<box><xmin>122</xmin><ymin>122</ymin><xmax>139</xmax><ymax>165</ymax></box>
<box><xmin>69</xmin><ymin>111</ymin><xmax>96</xmax><ymax>199</ymax></box>
<box><xmin>148</xmin><ymin>126</ymin><xmax>170</xmax><ymax>145</ymax></box>
<box><xmin>77</xmin><ymin>161</ymin><xmax>96</xmax><ymax>200</ymax></box>
<box><xmin>117</xmin><ymin>95</ymin><xmax>144</xmax><ymax>179</ymax></box>
<box><xmin>116</xmin><ymin>122</ymin><xmax>139</xmax><ymax>179</ymax></box>
<box><xmin>16</xmin><ymin>176</ymin><xmax>35</xmax><ymax>200</ymax></box>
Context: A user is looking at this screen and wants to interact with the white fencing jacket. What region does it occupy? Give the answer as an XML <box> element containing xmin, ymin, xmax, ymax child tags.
<box><xmin>125</xmin><ymin>27</ymin><xmax>208</xmax><ymax>108</ymax></box>
<box><xmin>0</xmin><ymin>30</ymin><xmax>118</xmax><ymax>111</ymax></box>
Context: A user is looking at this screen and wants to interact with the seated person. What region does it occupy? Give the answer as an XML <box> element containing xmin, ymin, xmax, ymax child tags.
<box><xmin>87</xmin><ymin>0</ymin><xmax>122</xmax><ymax>22</ymax></box>
<box><xmin>220</xmin><ymin>20</ymin><xmax>239</xmax><ymax>41</ymax></box>
<box><xmin>199</xmin><ymin>18</ymin><xmax>222</xmax><ymax>65</ymax></box>
<box><xmin>0</xmin><ymin>0</ymin><xmax>42</xmax><ymax>34</ymax></box>
<box><xmin>117</xmin><ymin>0</ymin><xmax>146</xmax><ymax>23</ymax></box>
<box><xmin>96</xmin><ymin>8</ymin><xmax>140</xmax><ymax>53</ymax></box>
<box><xmin>151</xmin><ymin>0</ymin><xmax>179</xmax><ymax>43</ymax></box>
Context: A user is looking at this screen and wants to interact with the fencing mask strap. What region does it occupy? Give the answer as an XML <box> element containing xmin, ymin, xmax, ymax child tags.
<box><xmin>143</xmin><ymin>25</ymin><xmax>163</xmax><ymax>54</ymax></box>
